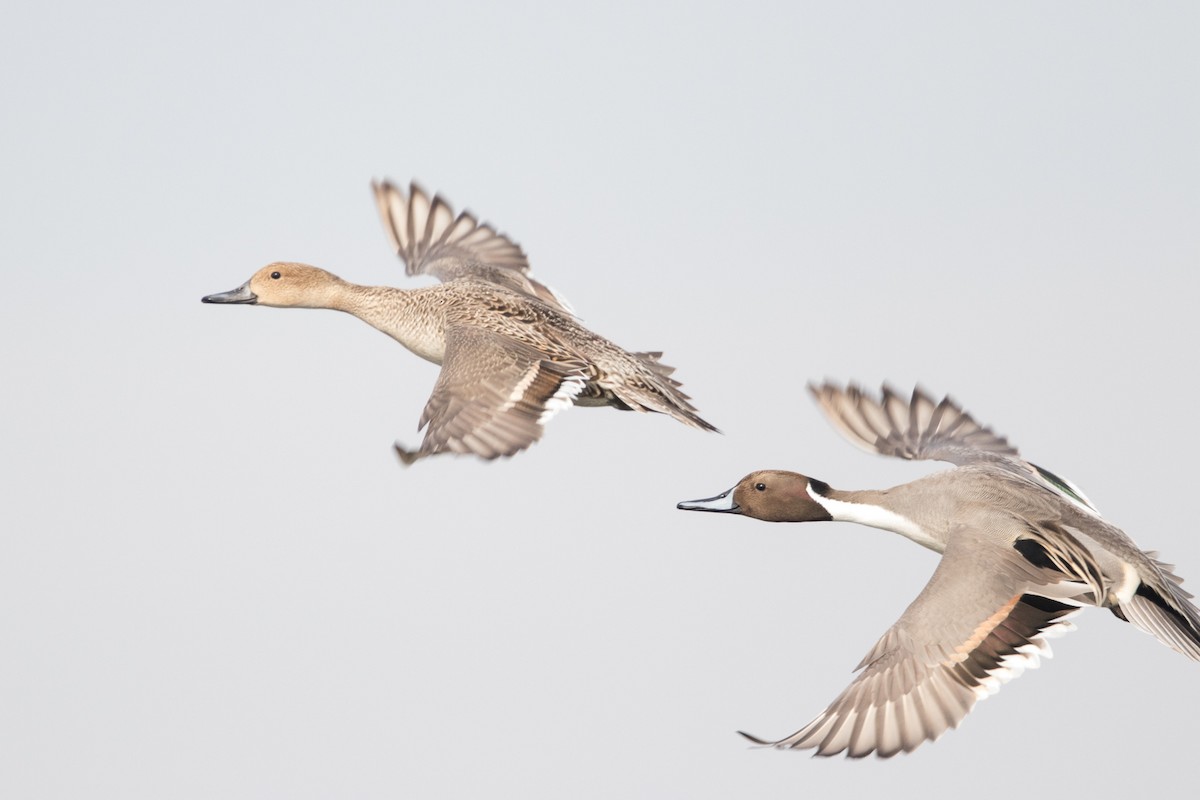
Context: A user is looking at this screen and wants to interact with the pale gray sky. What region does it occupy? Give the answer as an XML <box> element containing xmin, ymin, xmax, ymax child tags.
<box><xmin>2</xmin><ymin>2</ymin><xmax>1199</xmax><ymax>798</ymax></box>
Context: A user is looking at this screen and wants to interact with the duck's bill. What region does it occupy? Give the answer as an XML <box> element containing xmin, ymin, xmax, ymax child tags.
<box><xmin>201</xmin><ymin>282</ymin><xmax>257</xmax><ymax>304</ymax></box>
<box><xmin>677</xmin><ymin>488</ymin><xmax>740</xmax><ymax>513</ymax></box>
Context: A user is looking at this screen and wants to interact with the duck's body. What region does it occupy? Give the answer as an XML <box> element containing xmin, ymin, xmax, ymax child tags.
<box><xmin>679</xmin><ymin>383</ymin><xmax>1200</xmax><ymax>758</ymax></box>
<box><xmin>820</xmin><ymin>465</ymin><xmax>1167</xmax><ymax>583</ymax></box>
<box><xmin>203</xmin><ymin>181</ymin><xmax>716</xmax><ymax>463</ymax></box>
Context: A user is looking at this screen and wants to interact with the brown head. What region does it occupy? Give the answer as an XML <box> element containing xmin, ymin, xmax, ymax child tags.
<box><xmin>201</xmin><ymin>262</ymin><xmax>346</xmax><ymax>309</ymax></box>
<box><xmin>676</xmin><ymin>469</ymin><xmax>834</xmax><ymax>522</ymax></box>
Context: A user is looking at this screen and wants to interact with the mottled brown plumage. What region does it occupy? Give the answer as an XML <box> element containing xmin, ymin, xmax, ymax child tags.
<box><xmin>203</xmin><ymin>181</ymin><xmax>716</xmax><ymax>463</ymax></box>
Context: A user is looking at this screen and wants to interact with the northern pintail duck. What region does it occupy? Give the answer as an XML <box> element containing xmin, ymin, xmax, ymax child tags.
<box><xmin>202</xmin><ymin>181</ymin><xmax>717</xmax><ymax>463</ymax></box>
<box><xmin>678</xmin><ymin>383</ymin><xmax>1200</xmax><ymax>758</ymax></box>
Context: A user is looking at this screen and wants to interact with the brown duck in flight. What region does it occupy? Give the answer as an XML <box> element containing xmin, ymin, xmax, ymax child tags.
<box><xmin>203</xmin><ymin>181</ymin><xmax>717</xmax><ymax>463</ymax></box>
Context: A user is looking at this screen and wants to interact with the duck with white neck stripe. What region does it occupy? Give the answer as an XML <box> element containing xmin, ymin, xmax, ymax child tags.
<box><xmin>678</xmin><ymin>382</ymin><xmax>1200</xmax><ymax>758</ymax></box>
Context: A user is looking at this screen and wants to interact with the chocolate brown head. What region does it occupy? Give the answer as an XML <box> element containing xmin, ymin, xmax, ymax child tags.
<box><xmin>677</xmin><ymin>469</ymin><xmax>834</xmax><ymax>523</ymax></box>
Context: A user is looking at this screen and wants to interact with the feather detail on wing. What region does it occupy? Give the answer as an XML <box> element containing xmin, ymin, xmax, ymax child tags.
<box><xmin>1013</xmin><ymin>521</ymin><xmax>1109</xmax><ymax>605</ymax></box>
<box><xmin>372</xmin><ymin>180</ymin><xmax>574</xmax><ymax>314</ymax></box>
<box><xmin>808</xmin><ymin>382</ymin><xmax>1019</xmax><ymax>466</ymax></box>
<box><xmin>742</xmin><ymin>529</ymin><xmax>1080</xmax><ymax>758</ymax></box>
<box><xmin>809</xmin><ymin>383</ymin><xmax>1102</xmax><ymax>514</ymax></box>
<box><xmin>394</xmin><ymin>325</ymin><xmax>587</xmax><ymax>464</ymax></box>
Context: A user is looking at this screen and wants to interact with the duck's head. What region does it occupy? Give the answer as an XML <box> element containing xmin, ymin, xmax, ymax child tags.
<box><xmin>201</xmin><ymin>262</ymin><xmax>344</xmax><ymax>308</ymax></box>
<box><xmin>677</xmin><ymin>470</ymin><xmax>833</xmax><ymax>523</ymax></box>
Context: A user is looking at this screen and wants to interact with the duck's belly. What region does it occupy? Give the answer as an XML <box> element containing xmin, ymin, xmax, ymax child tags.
<box><xmin>403</xmin><ymin>338</ymin><xmax>445</xmax><ymax>364</ymax></box>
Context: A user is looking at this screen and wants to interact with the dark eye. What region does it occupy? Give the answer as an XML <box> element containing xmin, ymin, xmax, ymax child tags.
<box><xmin>270</xmin><ymin>271</ymin><xmax>281</xmax><ymax>279</ymax></box>
<box><xmin>755</xmin><ymin>482</ymin><xmax>766</xmax><ymax>492</ymax></box>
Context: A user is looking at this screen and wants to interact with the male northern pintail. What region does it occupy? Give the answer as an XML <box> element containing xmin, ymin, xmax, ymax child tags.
<box><xmin>678</xmin><ymin>383</ymin><xmax>1200</xmax><ymax>757</ymax></box>
<box><xmin>203</xmin><ymin>181</ymin><xmax>717</xmax><ymax>463</ymax></box>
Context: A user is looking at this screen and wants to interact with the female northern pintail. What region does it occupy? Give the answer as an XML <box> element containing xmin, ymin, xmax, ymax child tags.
<box><xmin>678</xmin><ymin>383</ymin><xmax>1200</xmax><ymax>758</ymax></box>
<box><xmin>203</xmin><ymin>181</ymin><xmax>717</xmax><ymax>463</ymax></box>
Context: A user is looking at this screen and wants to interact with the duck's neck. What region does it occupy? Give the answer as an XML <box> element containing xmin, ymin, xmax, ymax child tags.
<box><xmin>326</xmin><ymin>282</ymin><xmax>446</xmax><ymax>364</ymax></box>
<box><xmin>808</xmin><ymin>481</ymin><xmax>945</xmax><ymax>552</ymax></box>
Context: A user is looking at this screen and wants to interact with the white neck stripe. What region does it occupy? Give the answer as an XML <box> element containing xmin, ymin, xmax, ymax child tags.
<box><xmin>807</xmin><ymin>484</ymin><xmax>942</xmax><ymax>551</ymax></box>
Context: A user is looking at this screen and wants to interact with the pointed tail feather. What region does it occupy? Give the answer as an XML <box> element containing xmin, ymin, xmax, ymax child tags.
<box><xmin>1117</xmin><ymin>582</ymin><xmax>1200</xmax><ymax>661</ymax></box>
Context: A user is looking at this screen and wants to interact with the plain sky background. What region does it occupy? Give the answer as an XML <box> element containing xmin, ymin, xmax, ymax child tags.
<box><xmin>2</xmin><ymin>2</ymin><xmax>1198</xmax><ymax>798</ymax></box>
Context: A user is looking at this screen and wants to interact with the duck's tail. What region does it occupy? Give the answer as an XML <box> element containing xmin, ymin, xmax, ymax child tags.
<box><xmin>1112</xmin><ymin>556</ymin><xmax>1200</xmax><ymax>661</ymax></box>
<box><xmin>617</xmin><ymin>351</ymin><xmax>720</xmax><ymax>433</ymax></box>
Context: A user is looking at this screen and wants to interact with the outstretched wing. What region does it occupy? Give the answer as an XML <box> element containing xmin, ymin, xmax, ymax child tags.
<box><xmin>809</xmin><ymin>383</ymin><xmax>1100</xmax><ymax>514</ymax></box>
<box><xmin>372</xmin><ymin>180</ymin><xmax>574</xmax><ymax>313</ymax></box>
<box><xmin>397</xmin><ymin>325</ymin><xmax>588</xmax><ymax>464</ymax></box>
<box><xmin>744</xmin><ymin>526</ymin><xmax>1080</xmax><ymax>757</ymax></box>
<box><xmin>809</xmin><ymin>382</ymin><xmax>1019</xmax><ymax>466</ymax></box>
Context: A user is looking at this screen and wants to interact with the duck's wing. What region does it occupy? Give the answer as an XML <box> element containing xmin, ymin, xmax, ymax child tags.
<box><xmin>809</xmin><ymin>382</ymin><xmax>1019</xmax><ymax>467</ymax></box>
<box><xmin>395</xmin><ymin>325</ymin><xmax>588</xmax><ymax>464</ymax></box>
<box><xmin>809</xmin><ymin>383</ymin><xmax>1101</xmax><ymax>514</ymax></box>
<box><xmin>742</xmin><ymin>526</ymin><xmax>1081</xmax><ymax>758</ymax></box>
<box><xmin>372</xmin><ymin>180</ymin><xmax>574</xmax><ymax>314</ymax></box>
